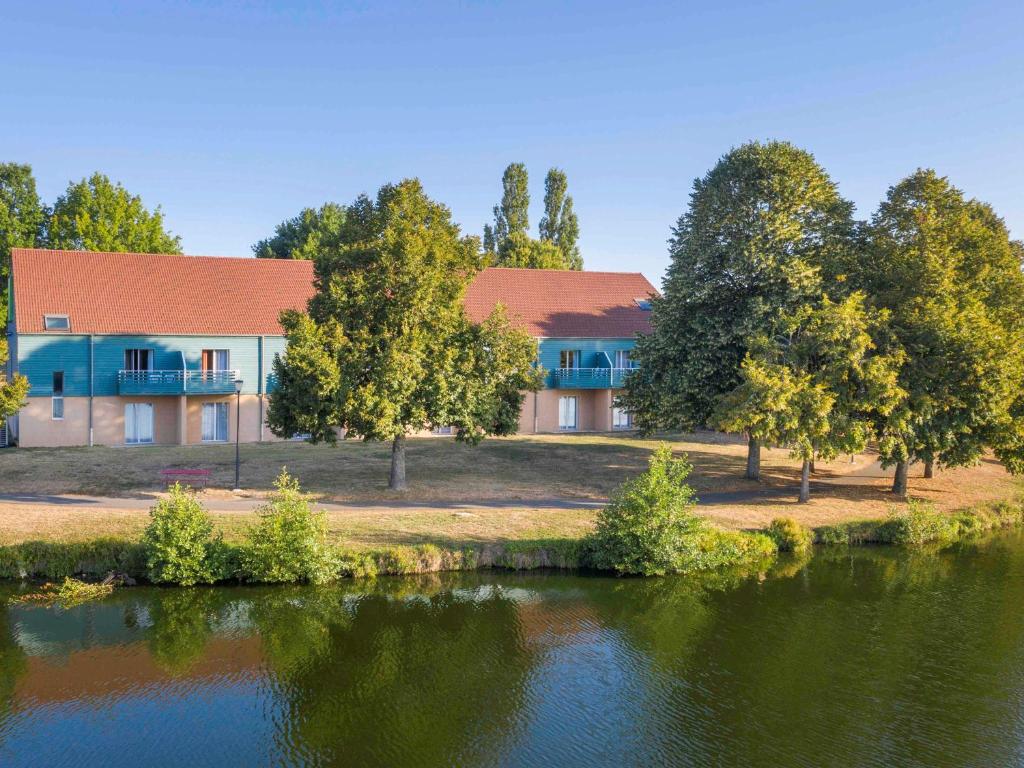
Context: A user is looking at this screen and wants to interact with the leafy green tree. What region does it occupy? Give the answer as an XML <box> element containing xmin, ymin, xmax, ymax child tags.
<box><xmin>620</xmin><ymin>141</ymin><xmax>857</xmax><ymax>480</ymax></box>
<box><xmin>538</xmin><ymin>168</ymin><xmax>582</xmax><ymax>269</ymax></box>
<box><xmin>46</xmin><ymin>172</ymin><xmax>181</xmax><ymax>253</ymax></box>
<box><xmin>0</xmin><ymin>163</ymin><xmax>44</xmax><ymax>322</ymax></box>
<box><xmin>0</xmin><ymin>371</ymin><xmax>29</xmax><ymax>434</ymax></box>
<box><xmin>486</xmin><ymin>162</ymin><xmax>529</xmax><ymax>254</ymax></box>
<box><xmin>253</xmin><ymin>202</ymin><xmax>346</xmax><ymax>259</ymax></box>
<box><xmin>714</xmin><ymin>294</ymin><xmax>904</xmax><ymax>502</ymax></box>
<box><xmin>852</xmin><ymin>170</ymin><xmax>1024</xmax><ymax>494</ymax></box>
<box><xmin>494</xmin><ymin>231</ymin><xmax>570</xmax><ymax>269</ymax></box>
<box><xmin>267</xmin><ymin>179</ymin><xmax>542</xmax><ymax>490</ymax></box>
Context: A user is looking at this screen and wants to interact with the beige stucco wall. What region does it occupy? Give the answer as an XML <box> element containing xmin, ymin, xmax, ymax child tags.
<box><xmin>17</xmin><ymin>394</ymin><xmax>285</xmax><ymax>448</ymax></box>
<box><xmin>528</xmin><ymin>388</ymin><xmax>615</xmax><ymax>433</ymax></box>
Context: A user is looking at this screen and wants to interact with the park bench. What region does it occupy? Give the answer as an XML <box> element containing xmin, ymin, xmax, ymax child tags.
<box><xmin>160</xmin><ymin>468</ymin><xmax>211</xmax><ymax>489</ymax></box>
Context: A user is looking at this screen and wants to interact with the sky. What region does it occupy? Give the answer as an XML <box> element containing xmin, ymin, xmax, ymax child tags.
<box><xmin>3</xmin><ymin>0</ymin><xmax>1023</xmax><ymax>286</ymax></box>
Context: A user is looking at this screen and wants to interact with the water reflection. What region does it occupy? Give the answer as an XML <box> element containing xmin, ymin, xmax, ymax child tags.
<box><xmin>0</xmin><ymin>534</ymin><xmax>1022</xmax><ymax>767</ymax></box>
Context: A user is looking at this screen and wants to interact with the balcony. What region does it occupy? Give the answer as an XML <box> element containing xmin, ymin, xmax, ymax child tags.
<box><xmin>118</xmin><ymin>370</ymin><xmax>240</xmax><ymax>396</ymax></box>
<box><xmin>552</xmin><ymin>367</ymin><xmax>635</xmax><ymax>389</ymax></box>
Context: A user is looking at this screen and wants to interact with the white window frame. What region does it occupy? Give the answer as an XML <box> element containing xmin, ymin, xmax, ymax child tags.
<box><xmin>202</xmin><ymin>402</ymin><xmax>230</xmax><ymax>442</ymax></box>
<box><xmin>43</xmin><ymin>314</ymin><xmax>70</xmax><ymax>331</ymax></box>
<box><xmin>612</xmin><ymin>407</ymin><xmax>633</xmax><ymax>430</ymax></box>
<box><xmin>559</xmin><ymin>396</ymin><xmax>578</xmax><ymax>431</ymax></box>
<box><xmin>125</xmin><ymin>403</ymin><xmax>154</xmax><ymax>445</ymax></box>
<box><xmin>613</xmin><ymin>350</ymin><xmax>634</xmax><ymax>369</ymax></box>
<box><xmin>51</xmin><ymin>371</ymin><xmax>64</xmax><ymax>420</ymax></box>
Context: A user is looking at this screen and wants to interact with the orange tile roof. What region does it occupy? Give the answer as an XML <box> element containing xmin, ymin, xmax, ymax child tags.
<box><xmin>11</xmin><ymin>250</ymin><xmax>656</xmax><ymax>339</ymax></box>
<box><xmin>464</xmin><ymin>267</ymin><xmax>656</xmax><ymax>338</ymax></box>
<box><xmin>11</xmin><ymin>249</ymin><xmax>316</xmax><ymax>335</ymax></box>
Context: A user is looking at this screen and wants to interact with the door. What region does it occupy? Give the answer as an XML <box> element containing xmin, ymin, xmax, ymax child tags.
<box><xmin>125</xmin><ymin>403</ymin><xmax>154</xmax><ymax>445</ymax></box>
<box><xmin>202</xmin><ymin>350</ymin><xmax>230</xmax><ymax>371</ymax></box>
<box><xmin>614</xmin><ymin>350</ymin><xmax>632</xmax><ymax>369</ymax></box>
<box><xmin>559</xmin><ymin>396</ymin><xmax>578</xmax><ymax>430</ymax></box>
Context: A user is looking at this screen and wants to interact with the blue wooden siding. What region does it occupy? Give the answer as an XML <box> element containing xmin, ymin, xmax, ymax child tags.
<box><xmin>16</xmin><ymin>334</ymin><xmax>283</xmax><ymax>397</ymax></box>
<box><xmin>537</xmin><ymin>338</ymin><xmax>638</xmax><ymax>388</ymax></box>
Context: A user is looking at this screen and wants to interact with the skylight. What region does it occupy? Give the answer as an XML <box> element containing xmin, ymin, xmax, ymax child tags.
<box><xmin>43</xmin><ymin>314</ymin><xmax>70</xmax><ymax>331</ymax></box>
<box><xmin>634</xmin><ymin>298</ymin><xmax>653</xmax><ymax>311</ymax></box>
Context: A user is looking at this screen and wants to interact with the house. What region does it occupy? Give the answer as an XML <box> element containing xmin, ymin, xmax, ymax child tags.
<box><xmin>6</xmin><ymin>249</ymin><xmax>655</xmax><ymax>447</ymax></box>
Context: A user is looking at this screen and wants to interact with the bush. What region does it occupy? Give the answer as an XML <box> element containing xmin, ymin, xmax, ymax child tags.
<box><xmin>241</xmin><ymin>470</ymin><xmax>338</xmax><ymax>584</ymax></box>
<box><xmin>142</xmin><ymin>485</ymin><xmax>225</xmax><ymax>585</ymax></box>
<box><xmin>588</xmin><ymin>444</ymin><xmax>703</xmax><ymax>575</ymax></box>
<box><xmin>587</xmin><ymin>444</ymin><xmax>776</xmax><ymax>576</ymax></box>
<box><xmin>877</xmin><ymin>500</ymin><xmax>960</xmax><ymax>548</ymax></box>
<box><xmin>765</xmin><ymin>517</ymin><xmax>814</xmax><ymax>554</ymax></box>
<box><xmin>0</xmin><ymin>539</ymin><xmax>146</xmax><ymax>580</ymax></box>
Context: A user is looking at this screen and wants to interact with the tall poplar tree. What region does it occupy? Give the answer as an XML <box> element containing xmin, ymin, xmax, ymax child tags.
<box><xmin>538</xmin><ymin>168</ymin><xmax>582</xmax><ymax>269</ymax></box>
<box><xmin>619</xmin><ymin>141</ymin><xmax>857</xmax><ymax>480</ymax></box>
<box><xmin>267</xmin><ymin>180</ymin><xmax>542</xmax><ymax>490</ymax></box>
<box><xmin>487</xmin><ymin>163</ymin><xmax>529</xmax><ymax>254</ymax></box>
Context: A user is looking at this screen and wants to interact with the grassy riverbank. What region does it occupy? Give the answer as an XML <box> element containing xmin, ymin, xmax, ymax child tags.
<box><xmin>3</xmin><ymin>499</ymin><xmax>1023</xmax><ymax>584</ymax></box>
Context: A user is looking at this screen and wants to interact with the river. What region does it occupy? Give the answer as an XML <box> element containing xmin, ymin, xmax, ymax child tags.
<box><xmin>1</xmin><ymin>531</ymin><xmax>1023</xmax><ymax>767</ymax></box>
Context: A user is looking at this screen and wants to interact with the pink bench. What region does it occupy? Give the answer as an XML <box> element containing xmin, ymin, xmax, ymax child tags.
<box><xmin>160</xmin><ymin>468</ymin><xmax>211</xmax><ymax>488</ymax></box>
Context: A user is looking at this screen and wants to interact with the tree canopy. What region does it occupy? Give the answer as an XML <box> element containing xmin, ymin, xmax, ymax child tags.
<box><xmin>253</xmin><ymin>202</ymin><xmax>346</xmax><ymax>259</ymax></box>
<box><xmin>538</xmin><ymin>168</ymin><xmax>582</xmax><ymax>269</ymax></box>
<box><xmin>46</xmin><ymin>173</ymin><xmax>181</xmax><ymax>253</ymax></box>
<box><xmin>267</xmin><ymin>179</ymin><xmax>542</xmax><ymax>490</ymax></box>
<box><xmin>714</xmin><ymin>294</ymin><xmax>903</xmax><ymax>501</ymax></box>
<box><xmin>845</xmin><ymin>170</ymin><xmax>1024</xmax><ymax>492</ymax></box>
<box><xmin>0</xmin><ymin>163</ymin><xmax>45</xmax><ymax>356</ymax></box>
<box><xmin>620</xmin><ymin>140</ymin><xmax>857</xmax><ymax>479</ymax></box>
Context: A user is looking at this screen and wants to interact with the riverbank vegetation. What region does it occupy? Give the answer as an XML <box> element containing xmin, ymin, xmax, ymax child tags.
<box><xmin>2</xmin><ymin>449</ymin><xmax>1022</xmax><ymax>585</ymax></box>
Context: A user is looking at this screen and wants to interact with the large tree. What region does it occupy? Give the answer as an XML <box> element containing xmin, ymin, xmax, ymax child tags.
<box><xmin>715</xmin><ymin>294</ymin><xmax>903</xmax><ymax>502</ymax></box>
<box><xmin>267</xmin><ymin>179</ymin><xmax>542</xmax><ymax>490</ymax></box>
<box><xmin>495</xmin><ymin>231</ymin><xmax>572</xmax><ymax>269</ymax></box>
<box><xmin>851</xmin><ymin>170</ymin><xmax>1024</xmax><ymax>494</ymax></box>
<box><xmin>0</xmin><ymin>163</ymin><xmax>44</xmax><ymax>304</ymax></box>
<box><xmin>619</xmin><ymin>141</ymin><xmax>857</xmax><ymax>480</ymax></box>
<box><xmin>253</xmin><ymin>202</ymin><xmax>346</xmax><ymax>259</ymax></box>
<box><xmin>46</xmin><ymin>172</ymin><xmax>181</xmax><ymax>253</ymax></box>
<box><xmin>538</xmin><ymin>168</ymin><xmax>582</xmax><ymax>269</ymax></box>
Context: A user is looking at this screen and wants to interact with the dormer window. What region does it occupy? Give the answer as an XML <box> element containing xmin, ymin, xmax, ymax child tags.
<box><xmin>634</xmin><ymin>298</ymin><xmax>652</xmax><ymax>311</ymax></box>
<box><xmin>43</xmin><ymin>314</ymin><xmax>70</xmax><ymax>331</ymax></box>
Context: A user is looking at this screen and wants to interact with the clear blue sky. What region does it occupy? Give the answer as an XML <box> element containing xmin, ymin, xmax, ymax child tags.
<box><xmin>5</xmin><ymin>0</ymin><xmax>1023</xmax><ymax>285</ymax></box>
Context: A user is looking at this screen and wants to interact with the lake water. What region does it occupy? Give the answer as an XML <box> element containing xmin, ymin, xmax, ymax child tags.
<box><xmin>1</xmin><ymin>532</ymin><xmax>1024</xmax><ymax>767</ymax></box>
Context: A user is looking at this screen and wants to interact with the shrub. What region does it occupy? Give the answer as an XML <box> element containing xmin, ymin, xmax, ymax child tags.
<box><xmin>765</xmin><ymin>517</ymin><xmax>814</xmax><ymax>554</ymax></box>
<box><xmin>588</xmin><ymin>444</ymin><xmax>703</xmax><ymax>575</ymax></box>
<box><xmin>877</xmin><ymin>500</ymin><xmax>960</xmax><ymax>548</ymax></box>
<box><xmin>241</xmin><ymin>470</ymin><xmax>338</xmax><ymax>584</ymax></box>
<box><xmin>0</xmin><ymin>539</ymin><xmax>146</xmax><ymax>580</ymax></box>
<box><xmin>142</xmin><ymin>485</ymin><xmax>224</xmax><ymax>585</ymax></box>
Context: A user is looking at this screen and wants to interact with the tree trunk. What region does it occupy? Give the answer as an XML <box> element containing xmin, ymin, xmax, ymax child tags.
<box><xmin>892</xmin><ymin>460</ymin><xmax>908</xmax><ymax>496</ymax></box>
<box><xmin>389</xmin><ymin>434</ymin><xmax>407</xmax><ymax>491</ymax></box>
<box><xmin>809</xmin><ymin>456</ymin><xmax>816</xmax><ymax>474</ymax></box>
<box><xmin>745</xmin><ymin>435</ymin><xmax>760</xmax><ymax>481</ymax></box>
<box><xmin>923</xmin><ymin>458</ymin><xmax>934</xmax><ymax>479</ymax></box>
<box><xmin>798</xmin><ymin>458</ymin><xmax>811</xmax><ymax>503</ymax></box>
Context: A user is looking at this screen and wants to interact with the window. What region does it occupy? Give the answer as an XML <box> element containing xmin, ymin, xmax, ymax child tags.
<box><xmin>433</xmin><ymin>425</ymin><xmax>454</xmax><ymax>436</ymax></box>
<box><xmin>634</xmin><ymin>298</ymin><xmax>653</xmax><ymax>311</ymax></box>
<box><xmin>559</xmin><ymin>350</ymin><xmax>581</xmax><ymax>369</ymax></box>
<box><xmin>612</xmin><ymin>407</ymin><xmax>633</xmax><ymax>430</ymax></box>
<box><xmin>43</xmin><ymin>314</ymin><xmax>70</xmax><ymax>331</ymax></box>
<box><xmin>124</xmin><ymin>349</ymin><xmax>152</xmax><ymax>371</ymax></box>
<box><xmin>125</xmin><ymin>403</ymin><xmax>154</xmax><ymax>444</ymax></box>
<box><xmin>558</xmin><ymin>396</ymin><xmax>578</xmax><ymax>430</ymax></box>
<box><xmin>201</xmin><ymin>350</ymin><xmax>230</xmax><ymax>371</ymax></box>
<box><xmin>202</xmin><ymin>403</ymin><xmax>229</xmax><ymax>442</ymax></box>
<box><xmin>613</xmin><ymin>350</ymin><xmax>635</xmax><ymax>369</ymax></box>
<box><xmin>51</xmin><ymin>372</ymin><xmax>64</xmax><ymax>420</ymax></box>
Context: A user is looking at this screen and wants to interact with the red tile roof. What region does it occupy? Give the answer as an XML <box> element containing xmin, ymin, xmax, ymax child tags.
<box><xmin>464</xmin><ymin>267</ymin><xmax>656</xmax><ymax>338</ymax></box>
<box><xmin>11</xmin><ymin>250</ymin><xmax>656</xmax><ymax>339</ymax></box>
<box><xmin>11</xmin><ymin>249</ymin><xmax>316</xmax><ymax>336</ymax></box>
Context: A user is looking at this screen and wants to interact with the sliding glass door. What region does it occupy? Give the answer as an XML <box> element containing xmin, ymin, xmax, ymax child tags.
<box><xmin>125</xmin><ymin>403</ymin><xmax>154</xmax><ymax>445</ymax></box>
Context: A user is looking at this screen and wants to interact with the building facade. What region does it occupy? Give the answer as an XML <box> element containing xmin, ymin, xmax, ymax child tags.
<box><xmin>7</xmin><ymin>249</ymin><xmax>655</xmax><ymax>447</ymax></box>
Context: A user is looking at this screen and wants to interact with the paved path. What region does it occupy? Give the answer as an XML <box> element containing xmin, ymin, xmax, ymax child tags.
<box><xmin>0</xmin><ymin>460</ymin><xmax>897</xmax><ymax>513</ymax></box>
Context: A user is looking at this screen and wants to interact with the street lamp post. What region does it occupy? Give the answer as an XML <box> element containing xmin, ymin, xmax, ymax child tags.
<box><xmin>233</xmin><ymin>378</ymin><xmax>244</xmax><ymax>492</ymax></box>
